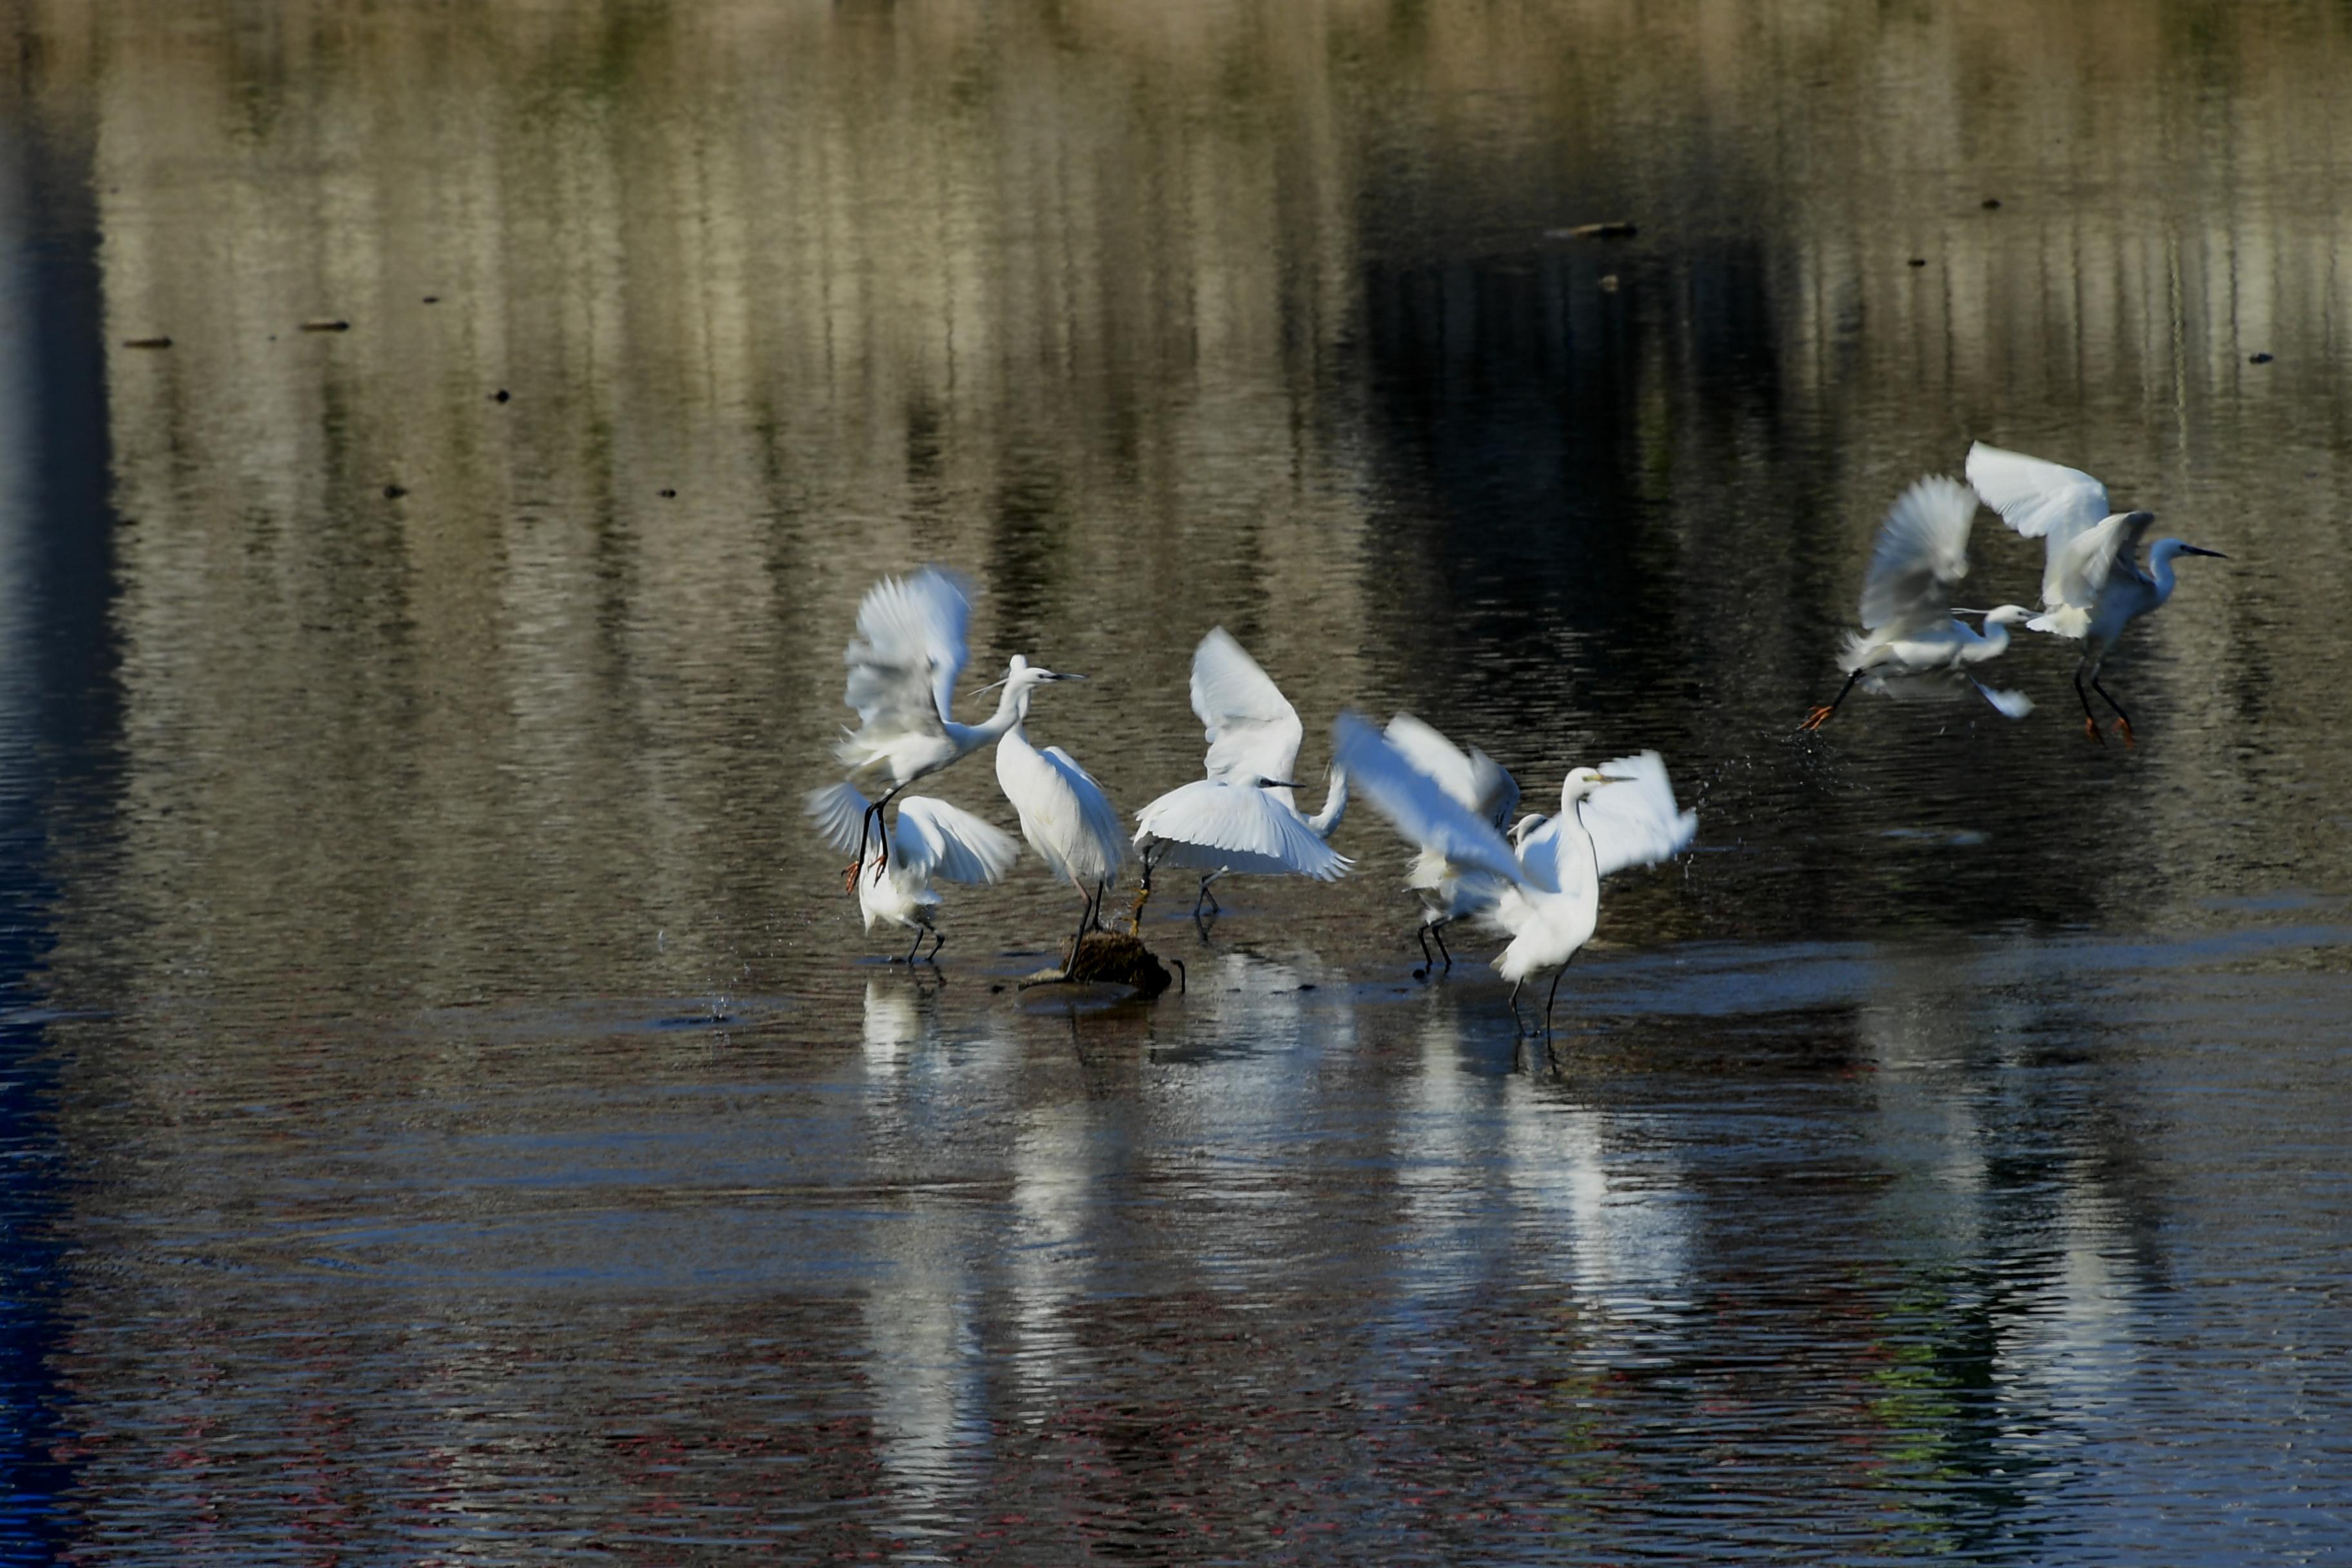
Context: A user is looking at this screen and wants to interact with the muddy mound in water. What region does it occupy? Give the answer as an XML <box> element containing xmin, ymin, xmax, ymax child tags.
<box><xmin>1023</xmin><ymin>930</ymin><xmax>1173</xmax><ymax>997</ymax></box>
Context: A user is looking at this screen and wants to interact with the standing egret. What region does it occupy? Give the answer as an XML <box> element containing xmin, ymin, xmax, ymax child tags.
<box><xmin>827</xmin><ymin>567</ymin><xmax>1059</xmax><ymax>876</ymax></box>
<box><xmin>1132</xmin><ymin>628</ymin><xmax>1349</xmax><ymax>919</ymax></box>
<box><xmin>991</xmin><ymin>656</ymin><xmax>1128</xmax><ymax>966</ymax></box>
<box><xmin>1379</xmin><ymin>712</ymin><xmax>1519</xmax><ymax>977</ymax></box>
<box><xmin>1336</xmin><ymin>715</ymin><xmax>1696</xmax><ymax>1036</ymax></box>
<box><xmin>1965</xmin><ymin>442</ymin><xmax>2226</xmax><ymax>744</ymax></box>
<box><xmin>1486</xmin><ymin>750</ymin><xmax>1697</xmax><ymax>1037</ymax></box>
<box><xmin>807</xmin><ymin>782</ymin><xmax>1020</xmax><ymax>963</ymax></box>
<box><xmin>1801</xmin><ymin>475</ymin><xmax>2037</xmax><ymax>730</ymax></box>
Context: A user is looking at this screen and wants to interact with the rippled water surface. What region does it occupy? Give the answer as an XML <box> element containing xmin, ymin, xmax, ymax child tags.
<box><xmin>3</xmin><ymin>1</ymin><xmax>2349</xmax><ymax>1561</ymax></box>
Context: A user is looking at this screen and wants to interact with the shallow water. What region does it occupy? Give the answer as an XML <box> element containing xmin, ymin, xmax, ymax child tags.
<box><xmin>2</xmin><ymin>1</ymin><xmax>2350</xmax><ymax>1561</ymax></box>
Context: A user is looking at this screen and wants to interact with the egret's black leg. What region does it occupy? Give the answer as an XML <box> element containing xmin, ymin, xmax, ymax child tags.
<box><xmin>925</xmin><ymin>932</ymin><xmax>945</xmax><ymax>963</ymax></box>
<box><xmin>1801</xmin><ymin>671</ymin><xmax>1863</xmax><ymax>731</ymax></box>
<box><xmin>2073</xmin><ymin>667</ymin><xmax>2104</xmax><ymax>743</ymax></box>
<box><xmin>1432</xmin><ymin>922</ymin><xmax>1454</xmax><ymax>972</ymax></box>
<box><xmin>1507</xmin><ymin>978</ymin><xmax>1528</xmax><ymax>1036</ymax></box>
<box><xmin>1415</xmin><ymin>924</ymin><xmax>1435</xmax><ymax>980</ymax></box>
<box><xmin>2090</xmin><ymin>676</ymin><xmax>2136</xmax><ymax>747</ymax></box>
<box><xmin>903</xmin><ymin>928</ymin><xmax>925</xmax><ymax>965</ymax></box>
<box><xmin>1195</xmin><ymin>872</ymin><xmax>1223</xmax><ymax>917</ymax></box>
<box><xmin>1544</xmin><ymin>962</ymin><xmax>1569</xmax><ymax>1036</ymax></box>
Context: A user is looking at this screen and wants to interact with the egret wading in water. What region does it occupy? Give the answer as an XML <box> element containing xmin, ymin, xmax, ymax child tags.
<box><xmin>988</xmin><ymin>656</ymin><xmax>1128</xmax><ymax>968</ymax></box>
<box><xmin>1336</xmin><ymin>714</ymin><xmax>1697</xmax><ymax>1036</ymax></box>
<box><xmin>1131</xmin><ymin>628</ymin><xmax>1349</xmax><ymax>921</ymax></box>
<box><xmin>826</xmin><ymin>567</ymin><xmax>1045</xmax><ymax>880</ymax></box>
<box><xmin>1375</xmin><ymin>713</ymin><xmax>1519</xmax><ymax>977</ymax></box>
<box><xmin>1965</xmin><ymin>442</ymin><xmax>2226</xmax><ymax>745</ymax></box>
<box><xmin>807</xmin><ymin>783</ymin><xmax>1019</xmax><ymax>963</ymax></box>
<box><xmin>1487</xmin><ymin>750</ymin><xmax>1697</xmax><ymax>1037</ymax></box>
<box><xmin>1801</xmin><ymin>475</ymin><xmax>2037</xmax><ymax>730</ymax></box>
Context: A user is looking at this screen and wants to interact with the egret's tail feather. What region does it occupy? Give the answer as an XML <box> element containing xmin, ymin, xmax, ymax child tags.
<box><xmin>1971</xmin><ymin>681</ymin><xmax>2035</xmax><ymax>720</ymax></box>
<box><xmin>2027</xmin><ymin>607</ymin><xmax>2090</xmax><ymax>639</ymax></box>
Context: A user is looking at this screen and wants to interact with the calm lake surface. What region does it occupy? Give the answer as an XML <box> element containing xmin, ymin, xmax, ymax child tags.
<box><xmin>2</xmin><ymin>1</ymin><xmax>2349</xmax><ymax>1561</ymax></box>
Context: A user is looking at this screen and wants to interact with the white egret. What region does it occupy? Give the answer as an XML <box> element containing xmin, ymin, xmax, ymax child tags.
<box><xmin>1965</xmin><ymin>442</ymin><xmax>2226</xmax><ymax>745</ymax></box>
<box><xmin>827</xmin><ymin>566</ymin><xmax>1050</xmax><ymax>875</ymax></box>
<box><xmin>1131</xmin><ymin>628</ymin><xmax>1348</xmax><ymax>918</ymax></box>
<box><xmin>1801</xmin><ymin>475</ymin><xmax>2038</xmax><ymax>730</ymax></box>
<box><xmin>807</xmin><ymin>782</ymin><xmax>1019</xmax><ymax>963</ymax></box>
<box><xmin>1378</xmin><ymin>712</ymin><xmax>1519</xmax><ymax>976</ymax></box>
<box><xmin>1336</xmin><ymin>714</ymin><xmax>1695</xmax><ymax>1035</ymax></box>
<box><xmin>991</xmin><ymin>656</ymin><xmax>1128</xmax><ymax>965</ymax></box>
<box><xmin>1487</xmin><ymin>750</ymin><xmax>1697</xmax><ymax>1036</ymax></box>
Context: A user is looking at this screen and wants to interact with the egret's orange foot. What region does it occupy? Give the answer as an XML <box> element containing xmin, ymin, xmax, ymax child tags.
<box><xmin>2113</xmin><ymin>717</ymin><xmax>2136</xmax><ymax>748</ymax></box>
<box><xmin>841</xmin><ymin>861</ymin><xmax>863</xmax><ymax>892</ymax></box>
<box><xmin>1800</xmin><ymin>706</ymin><xmax>1834</xmax><ymax>732</ymax></box>
<box><xmin>2082</xmin><ymin>716</ymin><xmax>2104</xmax><ymax>744</ymax></box>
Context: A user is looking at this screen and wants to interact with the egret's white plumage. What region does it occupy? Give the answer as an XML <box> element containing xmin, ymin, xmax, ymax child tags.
<box><xmin>1803</xmin><ymin>475</ymin><xmax>2035</xmax><ymax>729</ymax></box>
<box><xmin>1965</xmin><ymin>442</ymin><xmax>2226</xmax><ymax>742</ymax></box>
<box><xmin>990</xmin><ymin>656</ymin><xmax>1126</xmax><ymax>951</ymax></box>
<box><xmin>1485</xmin><ymin>753</ymin><xmax>1696</xmax><ymax>1032</ymax></box>
<box><xmin>1340</xmin><ymin>710</ymin><xmax>1695</xmax><ymax>1032</ymax></box>
<box><xmin>826</xmin><ymin>567</ymin><xmax>1051</xmax><ymax>870</ymax></box>
<box><xmin>1132</xmin><ymin>629</ymin><xmax>1349</xmax><ymax>914</ymax></box>
<box><xmin>1344</xmin><ymin>712</ymin><xmax>1520</xmax><ymax>974</ymax></box>
<box><xmin>807</xmin><ymin>782</ymin><xmax>1019</xmax><ymax>961</ymax></box>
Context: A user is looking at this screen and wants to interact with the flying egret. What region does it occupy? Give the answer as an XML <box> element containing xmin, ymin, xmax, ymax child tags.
<box><xmin>1965</xmin><ymin>442</ymin><xmax>2226</xmax><ymax>745</ymax></box>
<box><xmin>1801</xmin><ymin>475</ymin><xmax>2037</xmax><ymax>730</ymax></box>
<box><xmin>1335</xmin><ymin>714</ymin><xmax>1695</xmax><ymax>1036</ymax></box>
<box><xmin>827</xmin><ymin>566</ymin><xmax>1054</xmax><ymax>876</ymax></box>
<box><xmin>807</xmin><ymin>783</ymin><xmax>1021</xmax><ymax>963</ymax></box>
<box><xmin>1378</xmin><ymin>712</ymin><xmax>1519</xmax><ymax>976</ymax></box>
<box><xmin>1131</xmin><ymin>628</ymin><xmax>1349</xmax><ymax>919</ymax></box>
<box><xmin>991</xmin><ymin>656</ymin><xmax>1128</xmax><ymax>966</ymax></box>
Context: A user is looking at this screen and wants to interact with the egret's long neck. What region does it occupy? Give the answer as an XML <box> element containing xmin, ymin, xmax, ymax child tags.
<box><xmin>957</xmin><ymin>681</ymin><xmax>1034</xmax><ymax>746</ymax></box>
<box><xmin>2147</xmin><ymin>542</ymin><xmax>2183</xmax><ymax>607</ymax></box>
<box><xmin>1308</xmin><ymin>772</ymin><xmax>1348</xmax><ymax>838</ymax></box>
<box><xmin>1565</xmin><ymin>793</ymin><xmax>1602</xmax><ymax>884</ymax></box>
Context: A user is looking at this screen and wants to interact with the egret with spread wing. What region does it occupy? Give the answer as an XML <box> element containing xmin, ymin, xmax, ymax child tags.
<box><xmin>828</xmin><ymin>567</ymin><xmax>1060</xmax><ymax>877</ymax></box>
<box><xmin>1801</xmin><ymin>475</ymin><xmax>2036</xmax><ymax>730</ymax></box>
<box><xmin>991</xmin><ymin>656</ymin><xmax>1128</xmax><ymax>966</ymax></box>
<box><xmin>807</xmin><ymin>782</ymin><xmax>1019</xmax><ymax>963</ymax></box>
<box><xmin>1378</xmin><ymin>712</ymin><xmax>1518</xmax><ymax>976</ymax></box>
<box><xmin>1966</xmin><ymin>442</ymin><xmax>2226</xmax><ymax>744</ymax></box>
<box><xmin>1337</xmin><ymin>713</ymin><xmax>1696</xmax><ymax>1036</ymax></box>
<box><xmin>1132</xmin><ymin>628</ymin><xmax>1348</xmax><ymax>919</ymax></box>
<box><xmin>1487</xmin><ymin>751</ymin><xmax>1698</xmax><ymax>1037</ymax></box>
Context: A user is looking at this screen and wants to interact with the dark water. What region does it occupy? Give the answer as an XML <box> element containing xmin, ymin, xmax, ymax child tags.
<box><xmin>3</xmin><ymin>1</ymin><xmax>2349</xmax><ymax>1560</ymax></box>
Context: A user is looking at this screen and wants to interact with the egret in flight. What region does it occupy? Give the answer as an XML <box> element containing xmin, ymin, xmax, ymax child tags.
<box><xmin>807</xmin><ymin>782</ymin><xmax>1019</xmax><ymax>963</ymax></box>
<box><xmin>1375</xmin><ymin>712</ymin><xmax>1519</xmax><ymax>976</ymax></box>
<box><xmin>1132</xmin><ymin>628</ymin><xmax>1349</xmax><ymax>919</ymax></box>
<box><xmin>990</xmin><ymin>656</ymin><xmax>1128</xmax><ymax>966</ymax></box>
<box><xmin>1336</xmin><ymin>714</ymin><xmax>1696</xmax><ymax>1036</ymax></box>
<box><xmin>1801</xmin><ymin>475</ymin><xmax>2037</xmax><ymax>730</ymax></box>
<box><xmin>1966</xmin><ymin>442</ymin><xmax>2226</xmax><ymax>744</ymax></box>
<box><xmin>827</xmin><ymin>567</ymin><xmax>1073</xmax><ymax>876</ymax></box>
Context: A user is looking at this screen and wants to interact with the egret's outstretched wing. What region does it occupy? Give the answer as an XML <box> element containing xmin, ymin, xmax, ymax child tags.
<box><xmin>1191</xmin><ymin>627</ymin><xmax>1304</xmax><ymax>790</ymax></box>
<box><xmin>2048</xmin><ymin>509</ymin><xmax>2158</xmax><ymax>610</ymax></box>
<box><xmin>1384</xmin><ymin>712</ymin><xmax>1520</xmax><ymax>830</ymax></box>
<box><xmin>839</xmin><ymin>567</ymin><xmax>972</xmax><ymax>749</ymax></box>
<box><xmin>1578</xmin><ymin>751</ymin><xmax>1699</xmax><ymax>879</ymax></box>
<box><xmin>1964</xmin><ymin>443</ymin><xmax>2118</xmax><ymax>611</ymax></box>
<box><xmin>1133</xmin><ymin>779</ymin><xmax>1351</xmax><ymax>880</ymax></box>
<box><xmin>1858</xmin><ymin>476</ymin><xmax>1975</xmax><ymax>632</ymax></box>
<box><xmin>1332</xmin><ymin>712</ymin><xmax>1524</xmax><ymax>887</ymax></box>
<box><xmin>892</xmin><ymin>796</ymin><xmax>1020</xmax><ymax>885</ymax></box>
<box><xmin>805</xmin><ymin>780</ymin><xmax>872</xmax><ymax>855</ymax></box>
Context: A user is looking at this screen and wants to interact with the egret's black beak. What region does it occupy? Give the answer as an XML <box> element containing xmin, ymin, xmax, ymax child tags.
<box><xmin>1053</xmin><ymin>672</ymin><xmax>1088</xmax><ymax>681</ymax></box>
<box><xmin>1260</xmin><ymin>779</ymin><xmax>1302</xmax><ymax>790</ymax></box>
<box><xmin>2180</xmin><ymin>545</ymin><xmax>2228</xmax><ymax>559</ymax></box>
